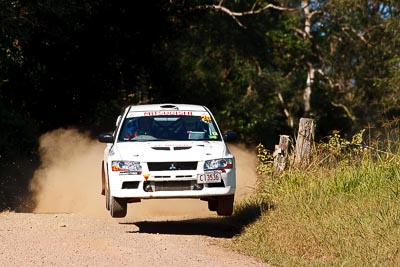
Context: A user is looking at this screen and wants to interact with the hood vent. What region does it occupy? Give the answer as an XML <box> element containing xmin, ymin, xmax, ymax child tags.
<box><xmin>173</xmin><ymin>146</ymin><xmax>191</xmax><ymax>150</ymax></box>
<box><xmin>151</xmin><ymin>146</ymin><xmax>192</xmax><ymax>151</ymax></box>
<box><xmin>151</xmin><ymin>147</ymin><xmax>171</xmax><ymax>151</ymax></box>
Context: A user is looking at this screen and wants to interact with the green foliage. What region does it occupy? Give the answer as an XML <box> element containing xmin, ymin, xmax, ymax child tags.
<box><xmin>255</xmin><ymin>143</ymin><xmax>274</xmax><ymax>177</ymax></box>
<box><xmin>231</xmin><ymin>121</ymin><xmax>400</xmax><ymax>266</ymax></box>
<box><xmin>233</xmin><ymin>162</ymin><xmax>400</xmax><ymax>265</ymax></box>
<box><xmin>321</xmin><ymin>0</ymin><xmax>400</xmax><ymax>127</ymax></box>
<box><xmin>1</xmin><ymin>0</ymin><xmax>398</xmax><ymax>142</ymax></box>
<box><xmin>265</xmin><ymin>16</ymin><xmax>311</xmax><ymax>70</ymax></box>
<box><xmin>159</xmin><ymin>4</ymin><xmax>290</xmax><ymax>144</ymax></box>
<box><xmin>0</xmin><ymin>1</ymin><xmax>26</xmax><ymax>85</ymax></box>
<box><xmin>319</xmin><ymin>129</ymin><xmax>365</xmax><ymax>159</ymax></box>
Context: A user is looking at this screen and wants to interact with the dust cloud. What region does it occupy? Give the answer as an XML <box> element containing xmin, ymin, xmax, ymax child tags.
<box><xmin>29</xmin><ymin>128</ymin><xmax>259</xmax><ymax>219</ymax></box>
<box><xmin>29</xmin><ymin>128</ymin><xmax>106</xmax><ymax>217</ymax></box>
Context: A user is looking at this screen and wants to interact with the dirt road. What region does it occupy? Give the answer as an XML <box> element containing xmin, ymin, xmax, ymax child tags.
<box><xmin>0</xmin><ymin>212</ymin><xmax>267</xmax><ymax>266</ymax></box>
<box><xmin>0</xmin><ymin>129</ymin><xmax>267</xmax><ymax>266</ymax></box>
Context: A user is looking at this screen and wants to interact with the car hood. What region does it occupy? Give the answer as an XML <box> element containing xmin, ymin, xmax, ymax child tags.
<box><xmin>111</xmin><ymin>141</ymin><xmax>231</xmax><ymax>162</ymax></box>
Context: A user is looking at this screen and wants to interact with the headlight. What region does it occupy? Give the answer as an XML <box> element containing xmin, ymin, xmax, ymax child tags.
<box><xmin>204</xmin><ymin>158</ymin><xmax>233</xmax><ymax>170</ymax></box>
<box><xmin>111</xmin><ymin>161</ymin><xmax>142</xmax><ymax>173</ymax></box>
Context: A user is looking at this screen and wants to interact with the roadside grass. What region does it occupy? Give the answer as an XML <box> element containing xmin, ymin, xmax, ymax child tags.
<box><xmin>227</xmin><ymin>126</ymin><xmax>400</xmax><ymax>266</ymax></box>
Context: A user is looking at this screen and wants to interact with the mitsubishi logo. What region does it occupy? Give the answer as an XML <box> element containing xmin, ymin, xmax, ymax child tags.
<box><xmin>169</xmin><ymin>163</ymin><xmax>177</xmax><ymax>170</ymax></box>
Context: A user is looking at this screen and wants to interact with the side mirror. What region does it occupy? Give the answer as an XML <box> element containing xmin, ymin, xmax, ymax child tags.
<box><xmin>223</xmin><ymin>131</ymin><xmax>237</xmax><ymax>142</ymax></box>
<box><xmin>98</xmin><ymin>133</ymin><xmax>114</xmax><ymax>143</ymax></box>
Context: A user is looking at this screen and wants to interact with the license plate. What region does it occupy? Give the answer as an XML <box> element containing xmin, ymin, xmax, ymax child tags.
<box><xmin>197</xmin><ymin>171</ymin><xmax>222</xmax><ymax>184</ymax></box>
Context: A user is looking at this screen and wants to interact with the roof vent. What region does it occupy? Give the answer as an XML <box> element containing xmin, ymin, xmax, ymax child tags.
<box><xmin>160</xmin><ymin>104</ymin><xmax>178</xmax><ymax>110</ymax></box>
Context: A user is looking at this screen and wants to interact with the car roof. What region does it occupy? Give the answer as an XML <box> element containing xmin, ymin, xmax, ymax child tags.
<box><xmin>126</xmin><ymin>103</ymin><xmax>208</xmax><ymax>113</ymax></box>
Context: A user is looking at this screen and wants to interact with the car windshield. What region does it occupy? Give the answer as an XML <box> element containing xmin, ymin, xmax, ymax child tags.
<box><xmin>118</xmin><ymin>114</ymin><xmax>222</xmax><ymax>142</ymax></box>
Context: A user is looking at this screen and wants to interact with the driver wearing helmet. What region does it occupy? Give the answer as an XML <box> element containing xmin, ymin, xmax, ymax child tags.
<box><xmin>125</xmin><ymin>120</ymin><xmax>138</xmax><ymax>139</ymax></box>
<box><xmin>125</xmin><ymin>117</ymin><xmax>154</xmax><ymax>139</ymax></box>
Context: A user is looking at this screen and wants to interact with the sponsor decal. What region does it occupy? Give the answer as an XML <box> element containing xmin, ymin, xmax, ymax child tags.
<box><xmin>127</xmin><ymin>111</ymin><xmax>212</xmax><ymax>117</ymax></box>
<box><xmin>144</xmin><ymin>111</ymin><xmax>193</xmax><ymax>116</ymax></box>
<box><xmin>201</xmin><ymin>115</ymin><xmax>211</xmax><ymax>121</ymax></box>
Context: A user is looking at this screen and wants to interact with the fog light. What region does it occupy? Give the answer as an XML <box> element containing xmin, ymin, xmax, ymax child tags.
<box><xmin>193</xmin><ymin>183</ymin><xmax>203</xmax><ymax>190</ymax></box>
<box><xmin>144</xmin><ymin>183</ymin><xmax>153</xmax><ymax>192</ymax></box>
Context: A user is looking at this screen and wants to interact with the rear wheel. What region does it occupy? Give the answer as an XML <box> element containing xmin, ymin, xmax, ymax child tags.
<box><xmin>110</xmin><ymin>196</ymin><xmax>127</xmax><ymax>218</ymax></box>
<box><xmin>216</xmin><ymin>195</ymin><xmax>234</xmax><ymax>216</ymax></box>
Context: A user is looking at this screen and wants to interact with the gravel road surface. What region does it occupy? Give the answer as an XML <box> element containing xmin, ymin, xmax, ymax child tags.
<box><xmin>0</xmin><ymin>212</ymin><xmax>267</xmax><ymax>266</ymax></box>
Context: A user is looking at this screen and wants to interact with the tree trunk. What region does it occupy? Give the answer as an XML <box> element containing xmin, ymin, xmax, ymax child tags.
<box><xmin>294</xmin><ymin>118</ymin><xmax>315</xmax><ymax>167</ymax></box>
<box><xmin>302</xmin><ymin>0</ymin><xmax>314</xmax><ymax>113</ymax></box>
<box><xmin>273</xmin><ymin>135</ymin><xmax>290</xmax><ymax>172</ymax></box>
<box><xmin>304</xmin><ymin>62</ymin><xmax>315</xmax><ymax>112</ymax></box>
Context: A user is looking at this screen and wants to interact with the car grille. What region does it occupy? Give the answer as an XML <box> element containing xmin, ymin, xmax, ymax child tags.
<box><xmin>154</xmin><ymin>181</ymin><xmax>192</xmax><ymax>191</ymax></box>
<box><xmin>147</xmin><ymin>162</ymin><xmax>198</xmax><ymax>171</ymax></box>
<box><xmin>153</xmin><ymin>175</ymin><xmax>194</xmax><ymax>179</ymax></box>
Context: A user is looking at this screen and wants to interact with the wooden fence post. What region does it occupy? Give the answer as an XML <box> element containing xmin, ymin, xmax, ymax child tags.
<box><xmin>273</xmin><ymin>135</ymin><xmax>290</xmax><ymax>172</ymax></box>
<box><xmin>294</xmin><ymin>118</ymin><xmax>315</xmax><ymax>167</ymax></box>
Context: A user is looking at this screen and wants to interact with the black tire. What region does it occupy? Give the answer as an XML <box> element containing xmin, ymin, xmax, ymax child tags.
<box><xmin>101</xmin><ymin>161</ymin><xmax>105</xmax><ymax>195</ymax></box>
<box><xmin>208</xmin><ymin>199</ymin><xmax>217</xmax><ymax>211</ymax></box>
<box><xmin>216</xmin><ymin>195</ymin><xmax>234</xmax><ymax>216</ymax></box>
<box><xmin>110</xmin><ymin>196</ymin><xmax>127</xmax><ymax>218</ymax></box>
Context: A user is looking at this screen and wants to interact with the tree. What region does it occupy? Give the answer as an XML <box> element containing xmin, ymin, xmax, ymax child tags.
<box><xmin>319</xmin><ymin>0</ymin><xmax>400</xmax><ymax>128</ymax></box>
<box><xmin>191</xmin><ymin>0</ymin><xmax>400</xmax><ymax>135</ymax></box>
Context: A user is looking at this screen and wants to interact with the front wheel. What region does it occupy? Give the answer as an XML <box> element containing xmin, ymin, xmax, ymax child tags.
<box><xmin>101</xmin><ymin>161</ymin><xmax>105</xmax><ymax>195</ymax></box>
<box><xmin>216</xmin><ymin>195</ymin><xmax>234</xmax><ymax>216</ymax></box>
<box><xmin>208</xmin><ymin>199</ymin><xmax>217</xmax><ymax>211</ymax></box>
<box><xmin>110</xmin><ymin>196</ymin><xmax>127</xmax><ymax>218</ymax></box>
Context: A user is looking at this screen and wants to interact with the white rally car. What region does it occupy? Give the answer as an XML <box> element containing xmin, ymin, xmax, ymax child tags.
<box><xmin>98</xmin><ymin>103</ymin><xmax>237</xmax><ymax>218</ymax></box>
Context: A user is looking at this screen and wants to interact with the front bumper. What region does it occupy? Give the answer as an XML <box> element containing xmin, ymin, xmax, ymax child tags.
<box><xmin>108</xmin><ymin>169</ymin><xmax>236</xmax><ymax>199</ymax></box>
